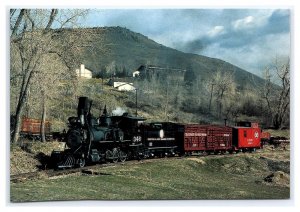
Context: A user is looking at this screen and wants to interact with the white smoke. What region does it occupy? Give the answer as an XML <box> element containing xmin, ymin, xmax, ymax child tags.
<box><xmin>112</xmin><ymin>107</ymin><xmax>126</xmax><ymax>116</ymax></box>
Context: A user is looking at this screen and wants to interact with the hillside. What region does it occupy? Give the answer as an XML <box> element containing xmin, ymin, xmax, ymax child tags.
<box><xmin>11</xmin><ymin>26</ymin><xmax>280</xmax><ymax>130</ymax></box>
<box><xmin>59</xmin><ymin>27</ymin><xmax>265</xmax><ymax>90</ymax></box>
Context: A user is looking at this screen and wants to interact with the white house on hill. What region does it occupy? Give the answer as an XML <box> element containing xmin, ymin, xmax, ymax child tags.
<box><xmin>113</xmin><ymin>82</ymin><xmax>136</xmax><ymax>92</ymax></box>
<box><xmin>76</xmin><ymin>64</ymin><xmax>92</xmax><ymax>79</ymax></box>
<box><xmin>133</xmin><ymin>71</ymin><xmax>140</xmax><ymax>77</ymax></box>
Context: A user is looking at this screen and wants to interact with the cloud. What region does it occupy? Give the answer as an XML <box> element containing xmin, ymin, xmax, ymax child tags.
<box><xmin>200</xmin><ymin>32</ymin><xmax>290</xmax><ymax>76</ymax></box>
<box><xmin>207</xmin><ymin>26</ymin><xmax>225</xmax><ymax>37</ymax></box>
<box><xmin>265</xmin><ymin>9</ymin><xmax>290</xmax><ymax>34</ymax></box>
<box><xmin>231</xmin><ymin>14</ymin><xmax>270</xmax><ymax>31</ymax></box>
<box><xmin>181</xmin><ymin>9</ymin><xmax>290</xmax><ymax>50</ymax></box>
<box><xmin>171</xmin><ymin>9</ymin><xmax>290</xmax><ymax>76</ymax></box>
<box><xmin>85</xmin><ymin>9</ymin><xmax>290</xmax><ymax>76</ymax></box>
<box><xmin>232</xmin><ymin>16</ymin><xmax>255</xmax><ymax>30</ymax></box>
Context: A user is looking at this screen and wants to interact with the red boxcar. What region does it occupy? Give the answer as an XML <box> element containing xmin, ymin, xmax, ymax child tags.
<box><xmin>21</xmin><ymin>117</ymin><xmax>51</xmax><ymax>140</ymax></box>
<box><xmin>183</xmin><ymin>124</ymin><xmax>233</xmax><ymax>153</ymax></box>
<box><xmin>261</xmin><ymin>131</ymin><xmax>271</xmax><ymax>140</ymax></box>
<box><xmin>232</xmin><ymin>124</ymin><xmax>261</xmax><ymax>151</ymax></box>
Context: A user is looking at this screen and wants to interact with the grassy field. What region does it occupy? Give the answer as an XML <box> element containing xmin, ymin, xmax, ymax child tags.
<box><xmin>10</xmin><ymin>151</ymin><xmax>290</xmax><ymax>202</ymax></box>
<box><xmin>264</xmin><ymin>129</ymin><xmax>290</xmax><ymax>138</ymax></box>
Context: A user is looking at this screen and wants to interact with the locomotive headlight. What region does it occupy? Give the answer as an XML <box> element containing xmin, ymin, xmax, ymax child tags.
<box><xmin>83</xmin><ymin>130</ymin><xmax>87</xmax><ymax>140</ymax></box>
<box><xmin>79</xmin><ymin>114</ymin><xmax>85</xmax><ymax>126</ymax></box>
<box><xmin>159</xmin><ymin>129</ymin><xmax>164</xmax><ymax>139</ymax></box>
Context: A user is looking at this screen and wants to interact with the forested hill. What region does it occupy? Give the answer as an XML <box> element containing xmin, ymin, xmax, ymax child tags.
<box><xmin>60</xmin><ymin>26</ymin><xmax>265</xmax><ymax>90</ymax></box>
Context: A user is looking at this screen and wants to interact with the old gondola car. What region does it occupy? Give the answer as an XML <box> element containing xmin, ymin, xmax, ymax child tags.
<box><xmin>20</xmin><ymin>117</ymin><xmax>52</xmax><ymax>140</ymax></box>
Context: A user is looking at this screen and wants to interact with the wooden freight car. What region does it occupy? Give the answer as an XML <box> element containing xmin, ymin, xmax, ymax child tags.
<box><xmin>261</xmin><ymin>131</ymin><xmax>271</xmax><ymax>145</ymax></box>
<box><xmin>180</xmin><ymin>124</ymin><xmax>233</xmax><ymax>155</ymax></box>
<box><xmin>20</xmin><ymin>117</ymin><xmax>52</xmax><ymax>140</ymax></box>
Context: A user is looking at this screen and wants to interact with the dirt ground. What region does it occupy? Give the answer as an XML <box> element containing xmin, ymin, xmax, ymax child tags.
<box><xmin>10</xmin><ymin>140</ymin><xmax>65</xmax><ymax>175</ymax></box>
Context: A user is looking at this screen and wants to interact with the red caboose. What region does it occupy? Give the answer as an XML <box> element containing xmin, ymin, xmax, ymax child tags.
<box><xmin>232</xmin><ymin>122</ymin><xmax>261</xmax><ymax>152</ymax></box>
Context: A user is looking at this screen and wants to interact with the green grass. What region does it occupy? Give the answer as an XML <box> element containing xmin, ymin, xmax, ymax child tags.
<box><xmin>10</xmin><ymin>155</ymin><xmax>290</xmax><ymax>202</ymax></box>
<box><xmin>265</xmin><ymin>129</ymin><xmax>290</xmax><ymax>138</ymax></box>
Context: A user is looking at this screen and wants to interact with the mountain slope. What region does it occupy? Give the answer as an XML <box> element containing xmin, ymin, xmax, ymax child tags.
<box><xmin>60</xmin><ymin>27</ymin><xmax>265</xmax><ymax>89</ymax></box>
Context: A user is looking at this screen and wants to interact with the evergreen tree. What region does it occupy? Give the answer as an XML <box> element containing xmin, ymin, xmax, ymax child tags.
<box><xmin>184</xmin><ymin>66</ymin><xmax>196</xmax><ymax>86</ymax></box>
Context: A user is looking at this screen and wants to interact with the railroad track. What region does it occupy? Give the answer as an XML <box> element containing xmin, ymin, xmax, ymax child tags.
<box><xmin>10</xmin><ymin>151</ymin><xmax>263</xmax><ymax>183</ymax></box>
<box><xmin>10</xmin><ymin>162</ymin><xmax>123</xmax><ymax>183</ymax></box>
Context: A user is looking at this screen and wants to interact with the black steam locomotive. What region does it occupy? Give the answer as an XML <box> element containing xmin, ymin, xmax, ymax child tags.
<box><xmin>51</xmin><ymin>96</ymin><xmax>167</xmax><ymax>168</ymax></box>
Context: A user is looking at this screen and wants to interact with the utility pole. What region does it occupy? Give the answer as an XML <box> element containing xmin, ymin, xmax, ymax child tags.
<box><xmin>135</xmin><ymin>88</ymin><xmax>138</xmax><ymax>117</ymax></box>
<box><xmin>208</xmin><ymin>83</ymin><xmax>215</xmax><ymax>112</ymax></box>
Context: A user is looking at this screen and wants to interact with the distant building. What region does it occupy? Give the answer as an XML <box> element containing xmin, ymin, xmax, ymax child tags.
<box><xmin>133</xmin><ymin>65</ymin><xmax>186</xmax><ymax>79</ymax></box>
<box><xmin>109</xmin><ymin>79</ymin><xmax>136</xmax><ymax>91</ymax></box>
<box><xmin>76</xmin><ymin>64</ymin><xmax>92</xmax><ymax>79</ymax></box>
<box><xmin>133</xmin><ymin>71</ymin><xmax>140</xmax><ymax>77</ymax></box>
<box><xmin>114</xmin><ymin>82</ymin><xmax>136</xmax><ymax>91</ymax></box>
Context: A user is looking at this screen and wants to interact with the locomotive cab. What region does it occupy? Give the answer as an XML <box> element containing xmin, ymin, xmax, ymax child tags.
<box><xmin>99</xmin><ymin>115</ymin><xmax>112</xmax><ymax>127</ymax></box>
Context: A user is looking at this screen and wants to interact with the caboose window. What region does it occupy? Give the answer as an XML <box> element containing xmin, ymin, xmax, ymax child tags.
<box><xmin>244</xmin><ymin>131</ymin><xmax>247</xmax><ymax>137</ymax></box>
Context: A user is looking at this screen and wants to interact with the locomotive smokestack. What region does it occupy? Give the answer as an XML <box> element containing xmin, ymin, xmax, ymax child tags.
<box><xmin>103</xmin><ymin>105</ymin><xmax>107</xmax><ymax>116</ymax></box>
<box><xmin>224</xmin><ymin>118</ymin><xmax>227</xmax><ymax>126</ymax></box>
<box><xmin>77</xmin><ymin>97</ymin><xmax>90</xmax><ymax>126</ymax></box>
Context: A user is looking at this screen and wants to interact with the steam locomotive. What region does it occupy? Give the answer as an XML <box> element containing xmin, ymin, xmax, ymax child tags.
<box><xmin>51</xmin><ymin>96</ymin><xmax>150</xmax><ymax>168</ymax></box>
<box><xmin>51</xmin><ymin>96</ymin><xmax>263</xmax><ymax>169</ymax></box>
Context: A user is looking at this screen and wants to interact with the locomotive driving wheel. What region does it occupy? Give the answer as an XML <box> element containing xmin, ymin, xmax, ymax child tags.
<box><xmin>119</xmin><ymin>150</ymin><xmax>127</xmax><ymax>163</ymax></box>
<box><xmin>112</xmin><ymin>148</ymin><xmax>119</xmax><ymax>163</ymax></box>
<box><xmin>105</xmin><ymin>150</ymin><xmax>112</xmax><ymax>162</ymax></box>
<box><xmin>77</xmin><ymin>158</ymin><xmax>86</xmax><ymax>168</ymax></box>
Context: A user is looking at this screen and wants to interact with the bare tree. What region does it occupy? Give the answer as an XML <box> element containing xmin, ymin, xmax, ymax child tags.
<box><xmin>212</xmin><ymin>70</ymin><xmax>236</xmax><ymax>118</ymax></box>
<box><xmin>10</xmin><ymin>9</ymin><xmax>89</xmax><ymax>143</ymax></box>
<box><xmin>262</xmin><ymin>58</ymin><xmax>290</xmax><ymax>129</ymax></box>
<box><xmin>27</xmin><ymin>53</ymin><xmax>70</xmax><ymax>141</ymax></box>
<box><xmin>208</xmin><ymin>80</ymin><xmax>215</xmax><ymax>113</ymax></box>
<box><xmin>106</xmin><ymin>61</ymin><xmax>116</xmax><ymax>78</ymax></box>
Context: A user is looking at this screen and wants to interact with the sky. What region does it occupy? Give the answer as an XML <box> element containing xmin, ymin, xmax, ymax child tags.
<box><xmin>83</xmin><ymin>9</ymin><xmax>290</xmax><ymax>77</ymax></box>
